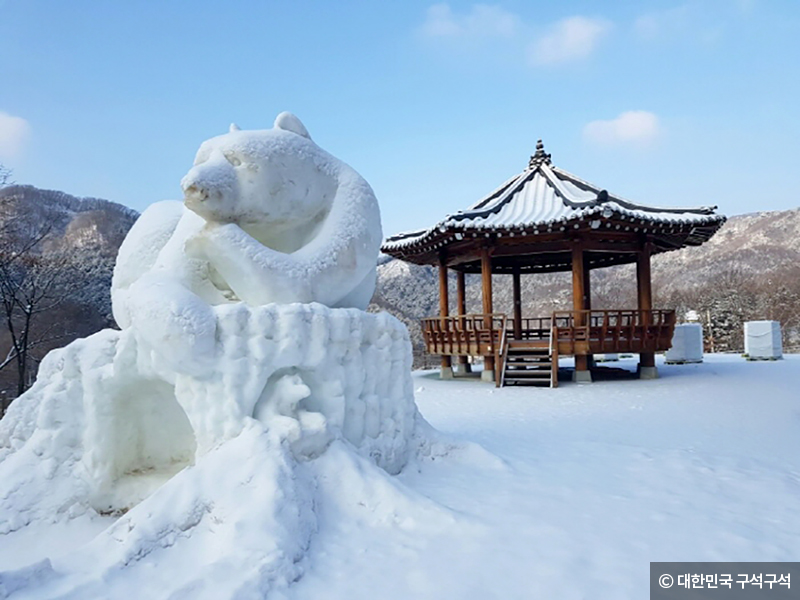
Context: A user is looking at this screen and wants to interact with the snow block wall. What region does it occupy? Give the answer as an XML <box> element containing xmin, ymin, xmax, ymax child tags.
<box><xmin>744</xmin><ymin>320</ymin><xmax>782</xmax><ymax>359</ymax></box>
<box><xmin>0</xmin><ymin>303</ymin><xmax>417</xmax><ymax>517</ymax></box>
<box><xmin>665</xmin><ymin>323</ymin><xmax>704</xmax><ymax>364</ymax></box>
<box><xmin>179</xmin><ymin>302</ymin><xmax>417</xmax><ymax>473</ymax></box>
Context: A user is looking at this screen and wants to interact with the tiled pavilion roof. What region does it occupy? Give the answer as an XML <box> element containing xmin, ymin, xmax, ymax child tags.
<box><xmin>382</xmin><ymin>141</ymin><xmax>726</xmax><ymax>272</ymax></box>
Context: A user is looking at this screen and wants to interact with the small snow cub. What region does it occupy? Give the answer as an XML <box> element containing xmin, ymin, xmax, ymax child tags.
<box><xmin>111</xmin><ymin>112</ymin><xmax>382</xmax><ymax>374</ymax></box>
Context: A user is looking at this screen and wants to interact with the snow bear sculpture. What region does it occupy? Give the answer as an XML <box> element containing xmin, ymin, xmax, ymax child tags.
<box><xmin>0</xmin><ymin>113</ymin><xmax>422</xmax><ymax>518</ymax></box>
<box><xmin>111</xmin><ymin>112</ymin><xmax>382</xmax><ymax>373</ymax></box>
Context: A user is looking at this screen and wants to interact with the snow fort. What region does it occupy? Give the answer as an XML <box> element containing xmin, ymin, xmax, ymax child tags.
<box><xmin>0</xmin><ymin>113</ymin><xmax>433</xmax><ymax>597</ymax></box>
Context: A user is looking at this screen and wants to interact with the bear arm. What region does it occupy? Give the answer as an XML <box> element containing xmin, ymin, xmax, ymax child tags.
<box><xmin>111</xmin><ymin>200</ymin><xmax>184</xmax><ymax>328</ymax></box>
<box><xmin>289</xmin><ymin>169</ymin><xmax>382</xmax><ymax>306</ymax></box>
<box><xmin>200</xmin><ymin>223</ymin><xmax>314</xmax><ymax>305</ymax></box>
<box><xmin>199</xmin><ymin>168</ymin><xmax>381</xmax><ymax>308</ymax></box>
<box><xmin>126</xmin><ymin>271</ymin><xmax>217</xmax><ymax>376</ymax></box>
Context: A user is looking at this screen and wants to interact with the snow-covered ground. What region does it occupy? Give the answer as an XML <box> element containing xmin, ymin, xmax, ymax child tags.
<box><xmin>2</xmin><ymin>354</ymin><xmax>798</xmax><ymax>599</ymax></box>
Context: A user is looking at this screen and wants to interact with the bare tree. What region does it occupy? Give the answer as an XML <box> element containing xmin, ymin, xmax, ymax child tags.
<box><xmin>0</xmin><ymin>218</ymin><xmax>80</xmax><ymax>413</ymax></box>
<box><xmin>0</xmin><ymin>164</ymin><xmax>11</xmax><ymax>188</ymax></box>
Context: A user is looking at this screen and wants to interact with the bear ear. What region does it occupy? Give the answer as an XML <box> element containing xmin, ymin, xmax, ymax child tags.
<box><xmin>229</xmin><ymin>123</ymin><xmax>241</xmax><ymax>133</ymax></box>
<box><xmin>274</xmin><ymin>112</ymin><xmax>311</xmax><ymax>140</ymax></box>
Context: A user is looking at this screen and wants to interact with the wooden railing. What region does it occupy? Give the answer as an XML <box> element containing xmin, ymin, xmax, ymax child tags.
<box><xmin>420</xmin><ymin>313</ymin><xmax>507</xmax><ymax>359</ymax></box>
<box><xmin>549</xmin><ymin>329</ymin><xmax>559</xmax><ymax>388</ymax></box>
<box><xmin>422</xmin><ymin>309</ymin><xmax>676</xmax><ymax>359</ymax></box>
<box><xmin>507</xmin><ymin>317</ymin><xmax>552</xmax><ymax>341</ymax></box>
<box><xmin>421</xmin><ymin>309</ymin><xmax>676</xmax><ymax>380</ymax></box>
<box><xmin>551</xmin><ymin>309</ymin><xmax>676</xmax><ymax>355</ymax></box>
<box><xmin>496</xmin><ymin>319</ymin><xmax>509</xmax><ymax>387</ymax></box>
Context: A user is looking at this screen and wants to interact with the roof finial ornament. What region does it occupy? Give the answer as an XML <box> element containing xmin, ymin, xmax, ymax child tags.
<box><xmin>528</xmin><ymin>139</ymin><xmax>552</xmax><ymax>169</ymax></box>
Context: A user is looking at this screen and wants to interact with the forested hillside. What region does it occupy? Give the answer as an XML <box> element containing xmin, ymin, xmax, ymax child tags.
<box><xmin>0</xmin><ymin>185</ymin><xmax>139</xmax><ymax>404</ymax></box>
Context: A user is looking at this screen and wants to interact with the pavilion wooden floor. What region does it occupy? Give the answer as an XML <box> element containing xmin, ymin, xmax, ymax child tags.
<box><xmin>421</xmin><ymin>309</ymin><xmax>676</xmax><ymax>388</ymax></box>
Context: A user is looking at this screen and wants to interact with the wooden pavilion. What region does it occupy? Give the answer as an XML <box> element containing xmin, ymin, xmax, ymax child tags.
<box><xmin>381</xmin><ymin>141</ymin><xmax>726</xmax><ymax>387</ymax></box>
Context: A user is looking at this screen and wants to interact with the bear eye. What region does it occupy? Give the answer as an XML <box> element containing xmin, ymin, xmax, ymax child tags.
<box><xmin>224</xmin><ymin>152</ymin><xmax>242</xmax><ymax>167</ymax></box>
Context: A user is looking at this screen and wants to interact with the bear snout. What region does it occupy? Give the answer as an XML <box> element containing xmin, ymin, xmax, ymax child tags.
<box><xmin>181</xmin><ymin>148</ymin><xmax>238</xmax><ymax>213</ymax></box>
<box><xmin>183</xmin><ymin>183</ymin><xmax>209</xmax><ymax>204</ymax></box>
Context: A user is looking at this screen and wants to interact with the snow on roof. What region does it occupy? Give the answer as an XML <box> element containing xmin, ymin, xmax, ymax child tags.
<box><xmin>383</xmin><ymin>141</ymin><xmax>724</xmax><ymax>253</ymax></box>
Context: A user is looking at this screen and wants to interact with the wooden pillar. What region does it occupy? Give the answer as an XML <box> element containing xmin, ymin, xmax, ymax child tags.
<box><xmin>637</xmin><ymin>243</ymin><xmax>656</xmax><ymax>374</ymax></box>
<box><xmin>438</xmin><ymin>253</ymin><xmax>452</xmax><ymax>378</ymax></box>
<box><xmin>636</xmin><ymin>244</ymin><xmax>652</xmax><ymax>314</ymax></box>
<box><xmin>572</xmin><ymin>242</ymin><xmax>591</xmax><ymax>380</ymax></box>
<box><xmin>456</xmin><ymin>270</ymin><xmax>471</xmax><ymax>373</ymax></box>
<box><xmin>456</xmin><ymin>270</ymin><xmax>467</xmax><ymax>316</ymax></box>
<box><xmin>480</xmin><ymin>247</ymin><xmax>495</xmax><ymax>381</ymax></box>
<box><xmin>512</xmin><ymin>267</ymin><xmax>522</xmax><ymax>340</ymax></box>
<box><xmin>583</xmin><ymin>264</ymin><xmax>592</xmax><ymax>311</ymax></box>
<box><xmin>571</xmin><ymin>243</ymin><xmax>586</xmax><ymax>318</ymax></box>
<box><xmin>583</xmin><ymin>262</ymin><xmax>593</xmax><ymax>367</ymax></box>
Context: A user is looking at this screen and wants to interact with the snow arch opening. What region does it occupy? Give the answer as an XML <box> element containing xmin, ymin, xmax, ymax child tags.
<box><xmin>85</xmin><ymin>378</ymin><xmax>197</xmax><ymax>512</ymax></box>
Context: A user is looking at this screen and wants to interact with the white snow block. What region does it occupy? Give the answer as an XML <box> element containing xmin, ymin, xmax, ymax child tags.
<box><xmin>744</xmin><ymin>320</ymin><xmax>782</xmax><ymax>359</ymax></box>
<box><xmin>665</xmin><ymin>323</ymin><xmax>704</xmax><ymax>364</ymax></box>
<box><xmin>0</xmin><ymin>304</ymin><xmax>420</xmax><ymax>515</ymax></box>
<box><xmin>595</xmin><ymin>353</ymin><xmax>619</xmax><ymax>362</ymax></box>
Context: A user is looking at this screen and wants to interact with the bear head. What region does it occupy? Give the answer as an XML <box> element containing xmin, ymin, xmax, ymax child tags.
<box><xmin>181</xmin><ymin>112</ymin><xmax>338</xmax><ymax>236</ymax></box>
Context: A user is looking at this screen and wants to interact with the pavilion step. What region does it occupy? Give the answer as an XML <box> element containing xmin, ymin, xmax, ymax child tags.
<box><xmin>505</xmin><ymin>370</ymin><xmax>551</xmax><ymax>378</ymax></box>
<box><xmin>506</xmin><ymin>349</ymin><xmax>550</xmax><ymax>356</ymax></box>
<box><xmin>504</xmin><ymin>376</ymin><xmax>552</xmax><ymax>386</ymax></box>
<box><xmin>506</xmin><ymin>364</ymin><xmax>552</xmax><ymax>371</ymax></box>
<box><xmin>507</xmin><ymin>347</ymin><xmax>550</xmax><ymax>354</ymax></box>
<box><xmin>506</xmin><ymin>357</ymin><xmax>551</xmax><ymax>366</ymax></box>
<box><xmin>502</xmin><ymin>347</ymin><xmax>556</xmax><ymax>387</ymax></box>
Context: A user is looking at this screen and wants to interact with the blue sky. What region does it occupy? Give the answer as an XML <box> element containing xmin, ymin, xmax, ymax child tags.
<box><xmin>1</xmin><ymin>0</ymin><xmax>798</xmax><ymax>236</ymax></box>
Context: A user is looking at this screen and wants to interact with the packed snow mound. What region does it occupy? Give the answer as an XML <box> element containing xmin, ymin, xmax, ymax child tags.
<box><xmin>0</xmin><ymin>425</ymin><xmax>456</xmax><ymax>600</ymax></box>
<box><xmin>0</xmin><ymin>113</ymin><xmax>441</xmax><ymax>598</ymax></box>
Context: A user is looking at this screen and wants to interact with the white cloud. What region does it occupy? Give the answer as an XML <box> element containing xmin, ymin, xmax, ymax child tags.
<box><xmin>419</xmin><ymin>3</ymin><xmax>520</xmax><ymax>41</ymax></box>
<box><xmin>528</xmin><ymin>16</ymin><xmax>611</xmax><ymax>66</ymax></box>
<box><xmin>583</xmin><ymin>111</ymin><xmax>661</xmax><ymax>146</ymax></box>
<box><xmin>0</xmin><ymin>111</ymin><xmax>31</xmax><ymax>161</ymax></box>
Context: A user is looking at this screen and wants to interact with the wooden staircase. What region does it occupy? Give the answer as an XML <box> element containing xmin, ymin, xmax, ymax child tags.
<box><xmin>500</xmin><ymin>341</ymin><xmax>558</xmax><ymax>387</ymax></box>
